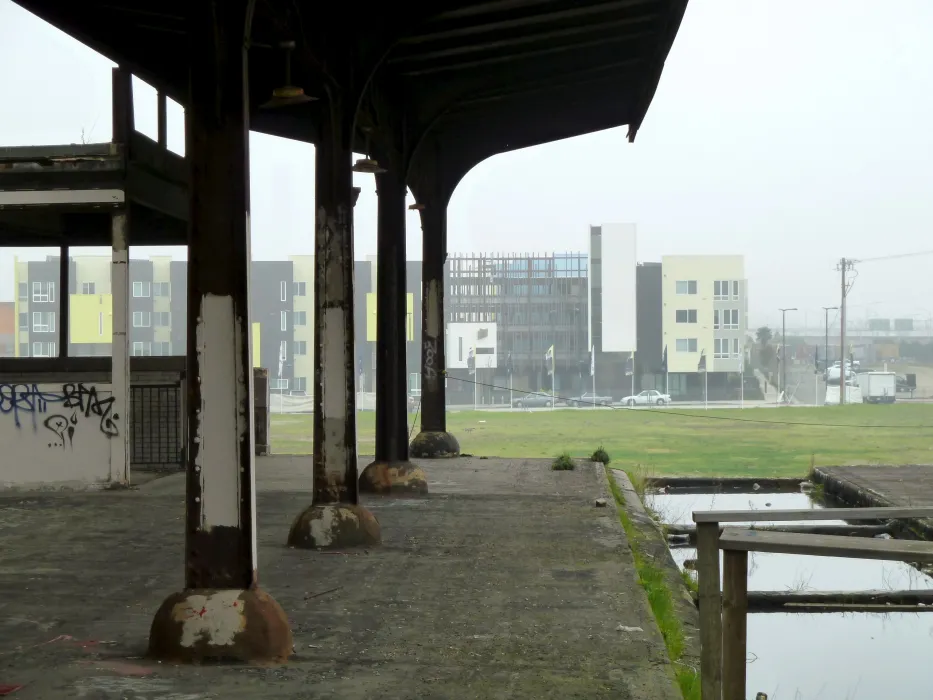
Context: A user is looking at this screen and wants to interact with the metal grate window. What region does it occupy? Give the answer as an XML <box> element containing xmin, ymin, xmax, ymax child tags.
<box><xmin>131</xmin><ymin>385</ymin><xmax>182</xmax><ymax>469</ymax></box>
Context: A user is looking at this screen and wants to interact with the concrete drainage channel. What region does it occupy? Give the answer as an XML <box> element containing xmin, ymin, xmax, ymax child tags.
<box><xmin>612</xmin><ymin>473</ymin><xmax>933</xmax><ymax>699</ymax></box>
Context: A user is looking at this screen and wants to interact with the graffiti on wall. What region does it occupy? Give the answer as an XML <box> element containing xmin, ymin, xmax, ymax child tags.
<box><xmin>0</xmin><ymin>383</ymin><xmax>120</xmax><ymax>450</ymax></box>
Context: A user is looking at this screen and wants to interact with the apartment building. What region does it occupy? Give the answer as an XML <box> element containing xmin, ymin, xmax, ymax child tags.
<box><xmin>0</xmin><ymin>302</ymin><xmax>14</xmax><ymax>357</ymax></box>
<box><xmin>661</xmin><ymin>255</ymin><xmax>748</xmax><ymax>398</ymax></box>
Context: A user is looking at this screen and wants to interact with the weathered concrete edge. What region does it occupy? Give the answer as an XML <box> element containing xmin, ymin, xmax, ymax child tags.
<box><xmin>647</xmin><ymin>476</ymin><xmax>807</xmax><ymax>492</ymax></box>
<box><xmin>590</xmin><ymin>463</ymin><xmax>685</xmax><ymax>699</ymax></box>
<box><xmin>606</xmin><ymin>468</ymin><xmax>701</xmax><ymax>674</ymax></box>
<box><xmin>812</xmin><ymin>467</ymin><xmax>933</xmax><ymax>541</ymax></box>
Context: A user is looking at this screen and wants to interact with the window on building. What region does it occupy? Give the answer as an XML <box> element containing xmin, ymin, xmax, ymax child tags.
<box><xmin>132</xmin><ymin>342</ymin><xmax>152</xmax><ymax>356</ymax></box>
<box><xmin>32</xmin><ymin>311</ymin><xmax>55</xmax><ymax>333</ymax></box>
<box><xmin>293</xmin><ymin>377</ymin><xmax>307</xmax><ymax>392</ymax></box>
<box><xmin>714</xmin><ymin>338</ymin><xmax>728</xmax><ymax>359</ymax></box>
<box><xmin>81</xmin><ymin>282</ymin><xmax>96</xmax><ymax>295</ymax></box>
<box><xmin>32</xmin><ymin>281</ymin><xmax>55</xmax><ymax>303</ymax></box>
<box><xmin>151</xmin><ymin>341</ymin><xmax>172</xmax><ymax>356</ymax></box>
<box><xmin>280</xmin><ymin>281</ymin><xmax>287</xmax><ymax>302</ymax></box>
<box><xmin>153</xmin><ymin>282</ymin><xmax>170</xmax><ymax>297</ymax></box>
<box><xmin>99</xmin><ymin>313</ymin><xmax>104</xmax><ymax>336</ymax></box>
<box><xmin>675</xmin><ymin>280</ymin><xmax>697</xmax><ymax>295</ymax></box>
<box><xmin>713</xmin><ymin>310</ymin><xmax>720</xmax><ymax>329</ymax></box>
<box><xmin>132</xmin><ymin>281</ymin><xmax>151</xmax><ymax>298</ymax></box>
<box><xmin>724</xmin><ymin>309</ymin><xmax>739</xmax><ymax>330</ymax></box>
<box><xmin>271</xmin><ymin>378</ymin><xmax>289</xmax><ymax>390</ymax></box>
<box><xmin>733</xmin><ymin>338</ymin><xmax>741</xmax><ymax>358</ymax></box>
<box><xmin>32</xmin><ymin>341</ymin><xmax>56</xmax><ymax>357</ymax></box>
<box><xmin>154</xmin><ymin>311</ymin><xmax>171</xmax><ymax>327</ymax></box>
<box><xmin>132</xmin><ymin>311</ymin><xmax>151</xmax><ymax>327</ymax></box>
<box><xmin>18</xmin><ymin>282</ymin><xmax>27</xmax><ymax>301</ymax></box>
<box><xmin>293</xmin><ymin>281</ymin><xmax>306</xmax><ymax>297</ymax></box>
<box><xmin>19</xmin><ymin>342</ymin><xmax>28</xmax><ymax>357</ymax></box>
<box><xmin>676</xmin><ymin>338</ymin><xmax>698</xmax><ymax>353</ymax></box>
<box><xmin>279</xmin><ymin>340</ymin><xmax>287</xmax><ymax>362</ymax></box>
<box><xmin>280</xmin><ymin>310</ymin><xmax>287</xmax><ymax>331</ymax></box>
<box><xmin>294</xmin><ymin>311</ymin><xmax>307</xmax><ymax>326</ymax></box>
<box><xmin>18</xmin><ymin>313</ymin><xmax>28</xmax><ymax>331</ymax></box>
<box><xmin>732</xmin><ymin>281</ymin><xmax>740</xmax><ymax>300</ymax></box>
<box><xmin>294</xmin><ymin>340</ymin><xmax>307</xmax><ymax>356</ymax></box>
<box><xmin>675</xmin><ymin>309</ymin><xmax>697</xmax><ymax>323</ymax></box>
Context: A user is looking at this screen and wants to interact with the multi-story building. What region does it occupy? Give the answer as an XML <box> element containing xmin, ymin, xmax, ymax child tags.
<box><xmin>10</xmin><ymin>246</ymin><xmax>749</xmax><ymax>404</ymax></box>
<box><xmin>661</xmin><ymin>255</ymin><xmax>748</xmax><ymax>399</ymax></box>
<box><xmin>0</xmin><ymin>301</ymin><xmax>14</xmax><ymax>357</ymax></box>
<box><xmin>444</xmin><ymin>251</ymin><xmax>589</xmax><ymax>404</ymax></box>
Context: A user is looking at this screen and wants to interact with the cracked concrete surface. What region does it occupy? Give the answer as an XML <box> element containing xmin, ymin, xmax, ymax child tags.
<box><xmin>0</xmin><ymin>456</ymin><xmax>681</xmax><ymax>699</ymax></box>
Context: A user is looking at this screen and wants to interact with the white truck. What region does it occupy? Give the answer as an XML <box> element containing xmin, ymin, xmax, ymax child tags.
<box><xmin>856</xmin><ymin>371</ymin><xmax>897</xmax><ymax>404</ymax></box>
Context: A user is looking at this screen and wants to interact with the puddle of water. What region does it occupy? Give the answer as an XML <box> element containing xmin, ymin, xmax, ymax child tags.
<box><xmin>654</xmin><ymin>490</ymin><xmax>933</xmax><ymax>698</ymax></box>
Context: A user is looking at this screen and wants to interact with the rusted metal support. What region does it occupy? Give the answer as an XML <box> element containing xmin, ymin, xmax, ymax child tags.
<box><xmin>59</xmin><ymin>245</ymin><xmax>69</xmax><ymax>358</ymax></box>
<box><xmin>286</xmin><ymin>90</ymin><xmax>380</xmax><ymax>547</ymax></box>
<box><xmin>360</xmin><ymin>169</ymin><xmax>427</xmax><ymax>494</ymax></box>
<box><xmin>111</xmin><ymin>66</ymin><xmax>134</xmax><ymax>145</ymax></box>
<box><xmin>149</xmin><ymin>0</ymin><xmax>291</xmax><ymax>664</ymax></box>
<box><xmin>410</xmin><ymin>204</ymin><xmax>460</xmax><ymax>458</ymax></box>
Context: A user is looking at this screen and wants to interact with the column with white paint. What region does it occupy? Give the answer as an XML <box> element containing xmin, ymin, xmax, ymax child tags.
<box><xmin>148</xmin><ymin>0</ymin><xmax>291</xmax><ymax>663</ymax></box>
<box><xmin>110</xmin><ymin>212</ymin><xmax>130</xmax><ymax>485</ymax></box>
<box><xmin>286</xmin><ymin>90</ymin><xmax>381</xmax><ymax>548</ymax></box>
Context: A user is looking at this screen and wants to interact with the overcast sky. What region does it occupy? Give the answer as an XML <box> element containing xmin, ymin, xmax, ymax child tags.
<box><xmin>1</xmin><ymin>0</ymin><xmax>932</xmax><ymax>329</ymax></box>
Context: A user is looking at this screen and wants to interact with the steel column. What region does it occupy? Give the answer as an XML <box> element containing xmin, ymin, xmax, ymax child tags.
<box><xmin>360</xmin><ymin>170</ymin><xmax>427</xmax><ymax>494</ymax></box>
<box><xmin>410</xmin><ymin>204</ymin><xmax>460</xmax><ymax>458</ymax></box>
<box><xmin>149</xmin><ymin>0</ymin><xmax>291</xmax><ymax>663</ymax></box>
<box><xmin>287</xmin><ymin>90</ymin><xmax>381</xmax><ymax>544</ymax></box>
<box><xmin>110</xmin><ymin>218</ymin><xmax>130</xmax><ymax>485</ymax></box>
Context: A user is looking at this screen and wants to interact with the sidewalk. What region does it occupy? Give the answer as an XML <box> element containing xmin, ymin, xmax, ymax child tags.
<box><xmin>0</xmin><ymin>456</ymin><xmax>682</xmax><ymax>699</ymax></box>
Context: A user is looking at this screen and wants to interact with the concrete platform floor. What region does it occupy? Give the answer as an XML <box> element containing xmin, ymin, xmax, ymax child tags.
<box><xmin>0</xmin><ymin>456</ymin><xmax>681</xmax><ymax>700</ymax></box>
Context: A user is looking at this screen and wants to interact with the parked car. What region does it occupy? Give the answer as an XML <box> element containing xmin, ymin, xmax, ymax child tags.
<box><xmin>621</xmin><ymin>390</ymin><xmax>672</xmax><ymax>406</ymax></box>
<box><xmin>513</xmin><ymin>392</ymin><xmax>555</xmax><ymax>408</ymax></box>
<box><xmin>568</xmin><ymin>391</ymin><xmax>614</xmax><ymax>407</ymax></box>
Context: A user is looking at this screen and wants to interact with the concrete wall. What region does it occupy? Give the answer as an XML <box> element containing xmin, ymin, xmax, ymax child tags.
<box><xmin>0</xmin><ymin>381</ymin><xmax>118</xmax><ymax>489</ymax></box>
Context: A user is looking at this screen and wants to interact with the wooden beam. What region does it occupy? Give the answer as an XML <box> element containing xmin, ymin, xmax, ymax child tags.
<box><xmin>667</xmin><ymin>522</ymin><xmax>893</xmax><ymax>543</ymax></box>
<box><xmin>719</xmin><ymin>528</ymin><xmax>933</xmax><ymax>563</ymax></box>
<box><xmin>744</xmin><ymin>589</ymin><xmax>933</xmax><ymax>613</ymax></box>
<box><xmin>721</xmin><ymin>550</ymin><xmax>748</xmax><ymax>700</ymax></box>
<box><xmin>693</xmin><ymin>506</ymin><xmax>933</xmax><ymax>524</ymax></box>
<box><xmin>696</xmin><ymin>521</ymin><xmax>722</xmax><ymax>700</ymax></box>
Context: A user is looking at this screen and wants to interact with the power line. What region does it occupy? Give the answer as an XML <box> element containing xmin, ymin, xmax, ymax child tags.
<box><xmin>447</xmin><ymin>375</ymin><xmax>927</xmax><ymax>430</ymax></box>
<box><xmin>855</xmin><ymin>249</ymin><xmax>933</xmax><ymax>264</ymax></box>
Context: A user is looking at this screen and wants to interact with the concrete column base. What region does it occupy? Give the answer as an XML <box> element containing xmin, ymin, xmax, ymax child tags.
<box><xmin>148</xmin><ymin>588</ymin><xmax>292</xmax><ymax>663</ymax></box>
<box><xmin>410</xmin><ymin>430</ymin><xmax>461</xmax><ymax>458</ymax></box>
<box><xmin>359</xmin><ymin>460</ymin><xmax>429</xmax><ymax>496</ymax></box>
<box><xmin>287</xmin><ymin>503</ymin><xmax>381</xmax><ymax>549</ymax></box>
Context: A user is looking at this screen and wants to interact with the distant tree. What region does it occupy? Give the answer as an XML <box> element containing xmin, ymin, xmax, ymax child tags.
<box><xmin>756</xmin><ymin>326</ymin><xmax>773</xmax><ymax>347</ymax></box>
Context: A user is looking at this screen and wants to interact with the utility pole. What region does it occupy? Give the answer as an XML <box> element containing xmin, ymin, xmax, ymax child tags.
<box><xmin>836</xmin><ymin>258</ymin><xmax>854</xmax><ymax>405</ymax></box>
<box><xmin>779</xmin><ymin>307</ymin><xmax>797</xmax><ymax>403</ymax></box>
<box><xmin>822</xmin><ymin>306</ymin><xmax>838</xmax><ymax>371</ymax></box>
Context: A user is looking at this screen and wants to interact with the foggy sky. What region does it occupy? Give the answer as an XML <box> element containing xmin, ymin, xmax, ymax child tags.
<box><xmin>1</xmin><ymin>0</ymin><xmax>931</xmax><ymax>329</ymax></box>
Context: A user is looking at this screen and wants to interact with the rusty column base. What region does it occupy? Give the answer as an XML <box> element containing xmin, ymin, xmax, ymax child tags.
<box><xmin>148</xmin><ymin>587</ymin><xmax>292</xmax><ymax>663</ymax></box>
<box><xmin>410</xmin><ymin>430</ymin><xmax>460</xmax><ymax>459</ymax></box>
<box><xmin>359</xmin><ymin>460</ymin><xmax>429</xmax><ymax>496</ymax></box>
<box><xmin>286</xmin><ymin>503</ymin><xmax>381</xmax><ymax>549</ymax></box>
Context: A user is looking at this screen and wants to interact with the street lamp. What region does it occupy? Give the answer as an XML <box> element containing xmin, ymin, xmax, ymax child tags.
<box><xmin>821</xmin><ymin>306</ymin><xmax>838</xmax><ymax>371</ymax></box>
<box><xmin>779</xmin><ymin>308</ymin><xmax>798</xmax><ymax>401</ymax></box>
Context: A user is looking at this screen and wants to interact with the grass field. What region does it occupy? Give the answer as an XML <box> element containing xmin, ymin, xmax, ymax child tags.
<box><xmin>271</xmin><ymin>403</ymin><xmax>933</xmax><ymax>478</ymax></box>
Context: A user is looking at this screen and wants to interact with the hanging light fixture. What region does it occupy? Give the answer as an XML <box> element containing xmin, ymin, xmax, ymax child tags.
<box><xmin>260</xmin><ymin>41</ymin><xmax>316</xmax><ymax>109</ymax></box>
<box><xmin>352</xmin><ymin>126</ymin><xmax>386</xmax><ymax>174</ymax></box>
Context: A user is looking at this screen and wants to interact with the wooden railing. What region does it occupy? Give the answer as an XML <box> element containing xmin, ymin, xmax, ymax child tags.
<box><xmin>693</xmin><ymin>506</ymin><xmax>933</xmax><ymax>700</ymax></box>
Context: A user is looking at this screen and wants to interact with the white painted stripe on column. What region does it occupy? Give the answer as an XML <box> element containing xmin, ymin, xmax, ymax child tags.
<box><xmin>196</xmin><ymin>293</ymin><xmax>241</xmax><ymax>529</ymax></box>
<box><xmin>0</xmin><ymin>189</ymin><xmax>125</xmax><ymax>206</ymax></box>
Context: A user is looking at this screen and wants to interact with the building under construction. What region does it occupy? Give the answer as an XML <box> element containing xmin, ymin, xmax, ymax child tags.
<box><xmin>444</xmin><ymin>252</ymin><xmax>590</xmax><ymax>404</ymax></box>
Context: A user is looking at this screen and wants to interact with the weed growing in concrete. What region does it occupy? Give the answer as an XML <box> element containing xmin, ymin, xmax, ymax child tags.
<box><xmin>590</xmin><ymin>445</ymin><xmax>611</xmax><ymax>465</ymax></box>
<box><xmin>552</xmin><ymin>453</ymin><xmax>575</xmax><ymax>471</ymax></box>
<box><xmin>608</xmin><ymin>476</ymin><xmax>700</xmax><ymax>700</ymax></box>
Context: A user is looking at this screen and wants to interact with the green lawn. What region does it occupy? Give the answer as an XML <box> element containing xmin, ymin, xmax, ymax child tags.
<box><xmin>271</xmin><ymin>403</ymin><xmax>933</xmax><ymax>478</ymax></box>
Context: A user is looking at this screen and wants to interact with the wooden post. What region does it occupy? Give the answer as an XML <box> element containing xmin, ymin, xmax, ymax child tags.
<box><xmin>722</xmin><ymin>549</ymin><xmax>749</xmax><ymax>700</ymax></box>
<box><xmin>697</xmin><ymin>521</ymin><xmax>723</xmax><ymax>700</ymax></box>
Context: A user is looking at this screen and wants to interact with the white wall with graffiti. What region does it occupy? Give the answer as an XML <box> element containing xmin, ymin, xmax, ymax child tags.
<box><xmin>0</xmin><ymin>382</ymin><xmax>121</xmax><ymax>489</ymax></box>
